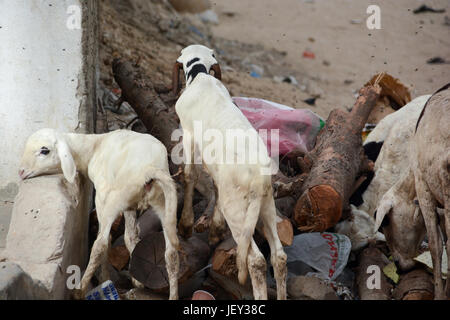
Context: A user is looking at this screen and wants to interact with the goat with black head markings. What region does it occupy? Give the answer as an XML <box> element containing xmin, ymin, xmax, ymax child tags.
<box><xmin>172</xmin><ymin>44</ymin><xmax>287</xmax><ymax>300</ymax></box>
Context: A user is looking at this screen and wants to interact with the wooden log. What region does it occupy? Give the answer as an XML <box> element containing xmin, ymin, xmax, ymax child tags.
<box><xmin>356</xmin><ymin>246</ymin><xmax>392</xmax><ymax>300</ymax></box>
<box><xmin>272</xmin><ymin>172</ymin><xmax>307</xmax><ymax>199</ymax></box>
<box><xmin>211</xmin><ymin>238</ymin><xmax>238</xmax><ymax>280</ymax></box>
<box><xmin>112</xmin><ymin>59</ymin><xmax>180</xmax><ymax>155</ymax></box>
<box><xmin>393</xmin><ymin>269</ymin><xmax>434</xmax><ymax>300</ymax></box>
<box><xmin>275</xmin><ymin>215</ymin><xmax>294</xmax><ymax>246</ymax></box>
<box><xmin>208</xmin><ymin>270</ymin><xmax>254</xmax><ymax>300</ymax></box>
<box><xmin>261</xmin><ymin>214</ymin><xmax>293</xmax><ymax>247</ymax></box>
<box><xmin>129</xmin><ymin>232</ymin><xmax>210</xmax><ymax>291</ymax></box>
<box><xmin>293</xmin><ymin>84</ymin><xmax>381</xmax><ymax>232</ymax></box>
<box><xmin>275</xmin><ymin>196</ymin><xmax>296</xmax><ymax>219</ymax></box>
<box><xmin>108</xmin><ymin>245</ymin><xmax>130</xmax><ymax>271</ymax></box>
<box><xmin>209</xmin><ymin>237</ymin><xmax>254</xmax><ymax>300</ymax></box>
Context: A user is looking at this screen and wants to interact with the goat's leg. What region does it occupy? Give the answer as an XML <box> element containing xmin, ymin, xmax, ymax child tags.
<box><xmin>124</xmin><ymin>210</ymin><xmax>140</xmax><ymax>254</ymax></box>
<box><xmin>415</xmin><ymin>175</ymin><xmax>445</xmax><ymax>299</ymax></box>
<box><xmin>74</xmin><ymin>204</ymin><xmax>121</xmax><ymax>299</ymax></box>
<box><xmin>221</xmin><ymin>195</ymin><xmax>267</xmax><ymax>299</ymax></box>
<box><xmin>93</xmin><ymin>200</ymin><xmax>111</xmax><ymax>285</ymax></box>
<box><xmin>153</xmin><ymin>200</ymin><xmax>180</xmax><ymax>300</ymax></box>
<box><xmin>247</xmin><ymin>239</ymin><xmax>268</xmax><ymax>300</ymax></box>
<box><xmin>260</xmin><ymin>195</ymin><xmax>287</xmax><ymax>300</ymax></box>
<box><xmin>124</xmin><ymin>210</ymin><xmax>145</xmax><ymax>289</ymax></box>
<box><xmin>98</xmin><ymin>235</ymin><xmax>112</xmax><ymax>283</ymax></box>
<box><xmin>178</xmin><ymin>136</ymin><xmax>198</xmax><ymax>238</ymax></box>
<box><xmin>209</xmin><ymin>191</ymin><xmax>227</xmax><ymax>245</ymax></box>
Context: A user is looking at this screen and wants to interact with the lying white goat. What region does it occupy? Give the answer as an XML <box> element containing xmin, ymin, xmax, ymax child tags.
<box><xmin>172</xmin><ymin>44</ymin><xmax>287</xmax><ymax>300</ymax></box>
<box><xmin>19</xmin><ymin>128</ymin><xmax>179</xmax><ymax>299</ymax></box>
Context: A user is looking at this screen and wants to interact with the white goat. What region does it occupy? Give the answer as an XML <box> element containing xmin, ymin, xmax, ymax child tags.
<box><xmin>19</xmin><ymin>129</ymin><xmax>179</xmax><ymax>299</ymax></box>
<box><xmin>172</xmin><ymin>44</ymin><xmax>287</xmax><ymax>300</ymax></box>
<box><xmin>355</xmin><ymin>94</ymin><xmax>431</xmax><ymax>217</ymax></box>
<box><xmin>411</xmin><ymin>83</ymin><xmax>450</xmax><ymax>299</ymax></box>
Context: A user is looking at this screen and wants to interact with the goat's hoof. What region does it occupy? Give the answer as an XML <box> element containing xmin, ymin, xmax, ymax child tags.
<box><xmin>169</xmin><ymin>294</ymin><xmax>179</xmax><ymax>300</ymax></box>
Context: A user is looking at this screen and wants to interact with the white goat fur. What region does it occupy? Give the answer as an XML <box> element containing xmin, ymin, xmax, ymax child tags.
<box><xmin>19</xmin><ymin>129</ymin><xmax>179</xmax><ymax>299</ymax></box>
<box><xmin>359</xmin><ymin>94</ymin><xmax>431</xmax><ymax>217</ymax></box>
<box><xmin>174</xmin><ymin>44</ymin><xmax>287</xmax><ymax>300</ymax></box>
<box><xmin>410</xmin><ymin>86</ymin><xmax>450</xmax><ymax>299</ymax></box>
<box><xmin>335</xmin><ymin>205</ymin><xmax>385</xmax><ymax>251</ymax></box>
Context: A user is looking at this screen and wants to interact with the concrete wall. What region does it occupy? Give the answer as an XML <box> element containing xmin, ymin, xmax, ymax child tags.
<box><xmin>0</xmin><ymin>0</ymin><xmax>97</xmax><ymax>298</ymax></box>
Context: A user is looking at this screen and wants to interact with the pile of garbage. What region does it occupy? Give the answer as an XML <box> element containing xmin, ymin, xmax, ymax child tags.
<box><xmin>92</xmin><ymin>0</ymin><xmax>446</xmax><ymax>301</ymax></box>
<box><xmin>91</xmin><ymin>60</ymin><xmax>442</xmax><ymax>300</ymax></box>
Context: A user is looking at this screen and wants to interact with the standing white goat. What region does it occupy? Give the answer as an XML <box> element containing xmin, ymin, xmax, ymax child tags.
<box><xmin>18</xmin><ymin>129</ymin><xmax>180</xmax><ymax>299</ymax></box>
<box><xmin>172</xmin><ymin>44</ymin><xmax>287</xmax><ymax>300</ymax></box>
<box><xmin>411</xmin><ymin>83</ymin><xmax>450</xmax><ymax>299</ymax></box>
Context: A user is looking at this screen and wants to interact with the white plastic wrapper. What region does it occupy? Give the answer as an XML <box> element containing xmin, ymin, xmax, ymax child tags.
<box><xmin>283</xmin><ymin>232</ymin><xmax>352</xmax><ymax>281</ymax></box>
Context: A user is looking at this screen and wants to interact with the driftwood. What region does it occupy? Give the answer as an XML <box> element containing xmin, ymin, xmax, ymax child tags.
<box><xmin>293</xmin><ymin>84</ymin><xmax>381</xmax><ymax>232</ymax></box>
<box><xmin>129</xmin><ymin>232</ymin><xmax>210</xmax><ymax>291</ymax></box>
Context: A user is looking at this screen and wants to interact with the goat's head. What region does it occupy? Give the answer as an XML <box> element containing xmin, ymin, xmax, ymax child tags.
<box><xmin>172</xmin><ymin>44</ymin><xmax>221</xmax><ymax>95</ymax></box>
<box><xmin>374</xmin><ymin>186</ymin><xmax>426</xmax><ymax>271</ymax></box>
<box><xmin>19</xmin><ymin>128</ymin><xmax>76</xmax><ymax>183</ymax></box>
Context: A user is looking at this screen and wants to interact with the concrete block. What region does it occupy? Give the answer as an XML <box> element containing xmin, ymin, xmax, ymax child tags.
<box><xmin>3</xmin><ymin>175</ymin><xmax>90</xmax><ymax>299</ymax></box>
<box><xmin>0</xmin><ymin>262</ymin><xmax>50</xmax><ymax>300</ymax></box>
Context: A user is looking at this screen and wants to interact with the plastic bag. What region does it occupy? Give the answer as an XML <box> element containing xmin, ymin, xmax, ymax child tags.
<box><xmin>85</xmin><ymin>280</ymin><xmax>120</xmax><ymax>300</ymax></box>
<box><xmin>283</xmin><ymin>232</ymin><xmax>351</xmax><ymax>281</ymax></box>
<box><xmin>232</xmin><ymin>97</ymin><xmax>325</xmax><ymax>157</ymax></box>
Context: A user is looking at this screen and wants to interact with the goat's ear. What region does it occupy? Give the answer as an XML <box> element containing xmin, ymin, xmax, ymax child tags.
<box><xmin>56</xmin><ymin>136</ymin><xmax>76</xmax><ymax>183</ymax></box>
<box><xmin>172</xmin><ymin>61</ymin><xmax>184</xmax><ymax>96</ymax></box>
<box><xmin>374</xmin><ymin>198</ymin><xmax>393</xmax><ymax>233</ymax></box>
<box><xmin>210</xmin><ymin>63</ymin><xmax>221</xmax><ymax>81</ymax></box>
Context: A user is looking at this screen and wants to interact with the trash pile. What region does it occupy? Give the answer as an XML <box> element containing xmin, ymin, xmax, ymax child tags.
<box><xmin>91</xmin><ymin>0</ymin><xmax>448</xmax><ymax>300</ymax></box>
<box><xmin>90</xmin><ymin>59</ymin><xmax>443</xmax><ymax>300</ymax></box>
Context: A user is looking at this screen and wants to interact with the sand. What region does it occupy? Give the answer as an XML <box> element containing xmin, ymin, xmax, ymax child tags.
<box><xmin>211</xmin><ymin>0</ymin><xmax>450</xmax><ymax>116</ymax></box>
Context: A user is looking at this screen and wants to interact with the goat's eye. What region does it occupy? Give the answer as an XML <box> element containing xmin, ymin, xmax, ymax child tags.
<box><xmin>40</xmin><ymin>147</ymin><xmax>50</xmax><ymax>155</ymax></box>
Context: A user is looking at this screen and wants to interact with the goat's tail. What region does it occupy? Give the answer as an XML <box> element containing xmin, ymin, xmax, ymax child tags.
<box><xmin>151</xmin><ymin>169</ymin><xmax>179</xmax><ymax>250</ymax></box>
<box><xmin>236</xmin><ymin>187</ymin><xmax>263</xmax><ymax>285</ymax></box>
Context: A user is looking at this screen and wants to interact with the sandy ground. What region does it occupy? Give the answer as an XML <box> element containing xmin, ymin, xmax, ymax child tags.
<box><xmin>98</xmin><ymin>0</ymin><xmax>449</xmax><ymax>120</ymax></box>
<box><xmin>211</xmin><ymin>0</ymin><xmax>450</xmax><ymax>116</ymax></box>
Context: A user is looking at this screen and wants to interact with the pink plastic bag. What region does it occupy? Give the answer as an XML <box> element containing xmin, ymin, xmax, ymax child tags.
<box><xmin>232</xmin><ymin>97</ymin><xmax>324</xmax><ymax>157</ymax></box>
